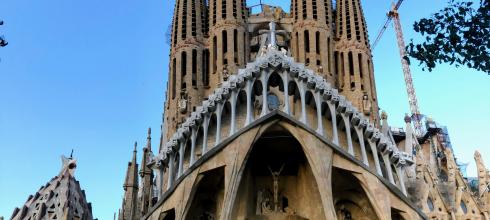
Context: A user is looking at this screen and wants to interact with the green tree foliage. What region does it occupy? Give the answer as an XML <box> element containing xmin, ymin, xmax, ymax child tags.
<box><xmin>406</xmin><ymin>0</ymin><xmax>489</xmax><ymax>74</ymax></box>
<box><xmin>0</xmin><ymin>19</ymin><xmax>7</xmax><ymax>47</ymax></box>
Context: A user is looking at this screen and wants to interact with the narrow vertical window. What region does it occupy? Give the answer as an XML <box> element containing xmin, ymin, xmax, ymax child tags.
<box><xmin>182</xmin><ymin>0</ymin><xmax>188</xmax><ymax>39</ymax></box>
<box><xmin>294</xmin><ymin>0</ymin><xmax>298</xmax><ymax>20</ymax></box>
<box><xmin>315</xmin><ymin>31</ymin><xmax>320</xmax><ymax>54</ymax></box>
<box><xmin>241</xmin><ymin>0</ymin><xmax>247</xmax><ymax>20</ymax></box>
<box><xmin>295</xmin><ymin>32</ymin><xmax>299</xmax><ymax>61</ymax></box>
<box><xmin>192</xmin><ymin>49</ymin><xmax>197</xmax><ymax>87</ymax></box>
<box><xmin>222</xmin><ymin>30</ymin><xmax>227</xmax><ymax>54</ymax></box>
<box><xmin>233</xmin><ymin>29</ymin><xmax>238</xmax><ymax>64</ymax></box>
<box><xmin>173</xmin><ymin>0</ymin><xmax>180</xmax><ymax>46</ymax></box>
<box><xmin>232</xmin><ymin>0</ymin><xmax>237</xmax><ymax>18</ymax></box>
<box><xmin>324</xmin><ymin>0</ymin><xmax>329</xmax><ymax>24</ymax></box>
<box><xmin>172</xmin><ymin>58</ymin><xmax>176</xmax><ymax>99</ymax></box>
<box><xmin>191</xmin><ymin>0</ymin><xmax>197</xmax><ymax>36</ymax></box>
<box><xmin>340</xmin><ymin>52</ymin><xmax>345</xmax><ymax>88</ymax></box>
<box><xmin>345</xmin><ymin>0</ymin><xmax>351</xmax><ymax>39</ymax></box>
<box><xmin>338</xmin><ymin>0</ymin><xmax>343</xmax><ymax>36</ymax></box>
<box><xmin>312</xmin><ymin>0</ymin><xmax>318</xmax><ymax>19</ymax></box>
<box><xmin>302</xmin><ymin>0</ymin><xmax>307</xmax><ymax>19</ymax></box>
<box><xmin>213</xmin><ymin>36</ymin><xmax>217</xmax><ymax>73</ymax></box>
<box><xmin>202</xmin><ymin>49</ymin><xmax>210</xmax><ymax>86</ymax></box>
<box><xmin>358</xmin><ymin>53</ymin><xmax>363</xmax><ymax>79</ymax></box>
<box><xmin>181</xmin><ymin>52</ymin><xmax>187</xmax><ymax>90</ymax></box>
<box><xmin>327</xmin><ymin>37</ymin><xmax>331</xmax><ymax>71</ymax></box>
<box><xmin>348</xmin><ymin>52</ymin><xmax>354</xmax><ymax>76</ymax></box>
<box><xmin>334</xmin><ymin>51</ymin><xmax>339</xmax><ymax>76</ymax></box>
<box><xmin>243</xmin><ymin>32</ymin><xmax>247</xmax><ymax>63</ymax></box>
<box><xmin>201</xmin><ymin>0</ymin><xmax>209</xmax><ymax>35</ymax></box>
<box><xmin>222</xmin><ymin>0</ymin><xmax>226</xmax><ymax>19</ymax></box>
<box><xmin>304</xmin><ymin>30</ymin><xmax>310</xmax><ymax>53</ymax></box>
<box><xmin>212</xmin><ymin>0</ymin><xmax>216</xmax><ymax>25</ymax></box>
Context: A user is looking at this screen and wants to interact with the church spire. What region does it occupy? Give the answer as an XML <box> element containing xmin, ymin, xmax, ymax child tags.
<box><xmin>334</xmin><ymin>0</ymin><xmax>379</xmax><ymax>125</ymax></box>
<box><xmin>139</xmin><ymin>128</ymin><xmax>154</xmax><ymax>216</ymax></box>
<box><xmin>120</xmin><ymin>142</ymin><xmax>139</xmax><ymax>220</ymax></box>
<box><xmin>11</xmin><ymin>154</ymin><xmax>94</xmax><ymax>220</ymax></box>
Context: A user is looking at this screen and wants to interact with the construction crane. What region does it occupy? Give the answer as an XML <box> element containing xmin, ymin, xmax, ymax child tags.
<box><xmin>372</xmin><ymin>0</ymin><xmax>423</xmax><ymax>136</ymax></box>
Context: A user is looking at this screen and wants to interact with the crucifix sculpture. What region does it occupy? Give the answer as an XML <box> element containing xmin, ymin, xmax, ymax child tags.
<box><xmin>268</xmin><ymin>163</ymin><xmax>285</xmax><ymax>212</ymax></box>
<box><xmin>258</xmin><ymin>21</ymin><xmax>287</xmax><ymax>55</ymax></box>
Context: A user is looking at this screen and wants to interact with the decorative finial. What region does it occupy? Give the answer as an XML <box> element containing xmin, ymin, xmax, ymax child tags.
<box><xmin>381</xmin><ymin>111</ymin><xmax>388</xmax><ymax>120</ymax></box>
<box><xmin>404</xmin><ymin>114</ymin><xmax>411</xmax><ymax>123</ymax></box>
<box><xmin>268</xmin><ymin>21</ymin><xmax>277</xmax><ymax>48</ymax></box>
<box><xmin>427</xmin><ymin>117</ymin><xmax>434</xmax><ymax>123</ymax></box>
<box><xmin>134</xmin><ymin>142</ymin><xmax>137</xmax><ymax>151</ymax></box>
<box><xmin>148</xmin><ymin>127</ymin><xmax>151</xmax><ymax>136</ymax></box>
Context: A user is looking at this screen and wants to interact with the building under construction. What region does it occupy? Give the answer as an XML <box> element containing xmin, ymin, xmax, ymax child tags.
<box><xmin>8</xmin><ymin>0</ymin><xmax>490</xmax><ymax>219</ymax></box>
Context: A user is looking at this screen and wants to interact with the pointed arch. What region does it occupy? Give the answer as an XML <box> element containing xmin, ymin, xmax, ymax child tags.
<box><xmin>230</xmin><ymin>124</ymin><xmax>326</xmax><ymax>219</ymax></box>
<box><xmin>183</xmin><ymin>167</ymin><xmax>225</xmax><ymax>220</ymax></box>
<box><xmin>332</xmin><ymin>168</ymin><xmax>380</xmax><ymax>220</ymax></box>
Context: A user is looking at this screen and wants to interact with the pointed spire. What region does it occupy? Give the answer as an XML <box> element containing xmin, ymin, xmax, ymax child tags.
<box><xmin>146</xmin><ymin>127</ymin><xmax>152</xmax><ymax>151</ymax></box>
<box><xmin>121</xmin><ymin>142</ymin><xmax>139</xmax><ymax>220</ymax></box>
<box><xmin>124</xmin><ymin>142</ymin><xmax>139</xmax><ymax>189</ymax></box>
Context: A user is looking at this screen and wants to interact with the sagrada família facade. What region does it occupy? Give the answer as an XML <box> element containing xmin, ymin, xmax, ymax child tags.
<box><xmin>9</xmin><ymin>0</ymin><xmax>490</xmax><ymax>219</ymax></box>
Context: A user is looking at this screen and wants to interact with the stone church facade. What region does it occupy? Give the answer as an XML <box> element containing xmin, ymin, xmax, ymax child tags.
<box><xmin>6</xmin><ymin>1</ymin><xmax>490</xmax><ymax>220</ymax></box>
<box><xmin>113</xmin><ymin>0</ymin><xmax>490</xmax><ymax>220</ymax></box>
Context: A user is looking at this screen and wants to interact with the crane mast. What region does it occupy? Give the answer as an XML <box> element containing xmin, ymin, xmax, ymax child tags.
<box><xmin>372</xmin><ymin>1</ymin><xmax>423</xmax><ymax>136</ymax></box>
<box><xmin>391</xmin><ymin>6</ymin><xmax>423</xmax><ymax>136</ymax></box>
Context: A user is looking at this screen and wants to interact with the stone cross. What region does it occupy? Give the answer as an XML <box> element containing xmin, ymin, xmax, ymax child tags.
<box><xmin>268</xmin><ymin>21</ymin><xmax>277</xmax><ymax>47</ymax></box>
<box><xmin>258</xmin><ymin>21</ymin><xmax>280</xmax><ymax>49</ymax></box>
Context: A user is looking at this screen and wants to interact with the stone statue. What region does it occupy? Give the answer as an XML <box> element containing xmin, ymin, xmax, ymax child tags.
<box><xmin>256</xmin><ymin>189</ymin><xmax>273</xmax><ymax>214</ymax></box>
<box><xmin>268</xmin><ymin>164</ymin><xmax>285</xmax><ymax>212</ymax></box>
<box><xmin>178</xmin><ymin>89</ymin><xmax>188</xmax><ymax>113</ymax></box>
<box><xmin>222</xmin><ymin>64</ymin><xmax>230</xmax><ymax>81</ymax></box>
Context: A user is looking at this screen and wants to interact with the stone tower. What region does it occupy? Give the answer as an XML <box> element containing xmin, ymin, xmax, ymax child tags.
<box><xmin>334</xmin><ymin>0</ymin><xmax>379</xmax><ymax>124</ymax></box>
<box><xmin>10</xmin><ymin>155</ymin><xmax>94</xmax><ymax>220</ymax></box>
<box><xmin>165</xmin><ymin>0</ymin><xmax>210</xmax><ymax>139</ymax></box>
<box><xmin>208</xmin><ymin>0</ymin><xmax>248</xmax><ymax>84</ymax></box>
<box><xmin>119</xmin><ymin>143</ymin><xmax>139</xmax><ymax>220</ymax></box>
<box><xmin>139</xmin><ymin>129</ymin><xmax>154</xmax><ymax>216</ymax></box>
<box><xmin>291</xmin><ymin>0</ymin><xmax>335</xmax><ymax>83</ymax></box>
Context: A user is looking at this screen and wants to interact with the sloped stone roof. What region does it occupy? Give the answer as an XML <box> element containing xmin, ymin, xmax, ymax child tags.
<box><xmin>10</xmin><ymin>156</ymin><xmax>94</xmax><ymax>220</ymax></box>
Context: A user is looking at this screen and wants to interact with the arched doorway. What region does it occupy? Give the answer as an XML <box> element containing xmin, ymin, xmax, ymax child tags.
<box><xmin>333</xmin><ymin>168</ymin><xmax>379</xmax><ymax>220</ymax></box>
<box><xmin>184</xmin><ymin>167</ymin><xmax>225</xmax><ymax>220</ymax></box>
<box><xmin>231</xmin><ymin>126</ymin><xmax>325</xmax><ymax>219</ymax></box>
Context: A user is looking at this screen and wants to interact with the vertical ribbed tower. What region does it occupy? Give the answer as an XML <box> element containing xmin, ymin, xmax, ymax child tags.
<box><xmin>207</xmin><ymin>0</ymin><xmax>248</xmax><ymax>88</ymax></box>
<box><xmin>119</xmin><ymin>143</ymin><xmax>139</xmax><ymax>220</ymax></box>
<box><xmin>334</xmin><ymin>0</ymin><xmax>379</xmax><ymax>124</ymax></box>
<box><xmin>165</xmin><ymin>0</ymin><xmax>210</xmax><ymax>138</ymax></box>
<box><xmin>291</xmin><ymin>0</ymin><xmax>335</xmax><ymax>83</ymax></box>
<box><xmin>138</xmin><ymin>128</ymin><xmax>153</xmax><ymax>216</ymax></box>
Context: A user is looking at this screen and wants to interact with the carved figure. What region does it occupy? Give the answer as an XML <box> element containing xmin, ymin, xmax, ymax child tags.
<box><xmin>222</xmin><ymin>64</ymin><xmax>230</xmax><ymax>81</ymax></box>
<box><xmin>268</xmin><ymin>164</ymin><xmax>285</xmax><ymax>212</ymax></box>
<box><xmin>178</xmin><ymin>89</ymin><xmax>188</xmax><ymax>113</ymax></box>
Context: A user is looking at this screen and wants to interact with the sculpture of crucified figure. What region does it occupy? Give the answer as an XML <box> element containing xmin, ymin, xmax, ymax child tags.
<box><xmin>268</xmin><ymin>163</ymin><xmax>285</xmax><ymax>212</ymax></box>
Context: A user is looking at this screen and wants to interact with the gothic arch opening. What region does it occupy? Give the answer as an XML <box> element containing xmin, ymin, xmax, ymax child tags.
<box><xmin>184</xmin><ymin>167</ymin><xmax>225</xmax><ymax>220</ymax></box>
<box><xmin>267</xmin><ymin>72</ymin><xmax>285</xmax><ymax>112</ymax></box>
<box><xmin>158</xmin><ymin>209</ymin><xmax>175</xmax><ymax>220</ymax></box>
<box><xmin>231</xmin><ymin>126</ymin><xmax>325</xmax><ymax>219</ymax></box>
<box><xmin>333</xmin><ymin>168</ymin><xmax>379</xmax><ymax>220</ymax></box>
<box><xmin>391</xmin><ymin>208</ymin><xmax>406</xmax><ymax>220</ymax></box>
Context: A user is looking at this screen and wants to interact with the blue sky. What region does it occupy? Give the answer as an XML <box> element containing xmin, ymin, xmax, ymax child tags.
<box><xmin>0</xmin><ymin>0</ymin><xmax>488</xmax><ymax>219</ymax></box>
